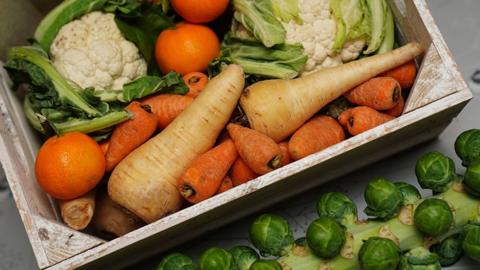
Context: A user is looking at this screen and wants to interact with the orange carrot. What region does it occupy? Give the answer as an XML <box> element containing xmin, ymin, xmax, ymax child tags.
<box><xmin>183</xmin><ymin>72</ymin><xmax>209</xmax><ymax>98</ymax></box>
<box><xmin>289</xmin><ymin>116</ymin><xmax>346</xmax><ymax>160</ymax></box>
<box><xmin>338</xmin><ymin>106</ymin><xmax>395</xmax><ymax>136</ymax></box>
<box><xmin>99</xmin><ymin>140</ymin><xmax>110</xmax><ymax>155</ymax></box>
<box><xmin>230</xmin><ymin>158</ymin><xmax>258</xmax><ymax>186</ymax></box>
<box><xmin>105</xmin><ymin>102</ymin><xmax>157</xmax><ymax>172</ymax></box>
<box><xmin>227</xmin><ymin>123</ymin><xmax>282</xmax><ymax>175</ymax></box>
<box><xmin>380</xmin><ymin>60</ymin><xmax>417</xmax><ymax>89</ymax></box>
<box><xmin>217</xmin><ymin>176</ymin><xmax>234</xmax><ymax>194</ymax></box>
<box><xmin>385</xmin><ymin>95</ymin><xmax>405</xmax><ymax>117</ymax></box>
<box><xmin>142</xmin><ymin>94</ymin><xmax>193</xmax><ymax>129</ymax></box>
<box><xmin>279</xmin><ymin>141</ymin><xmax>292</xmax><ymax>166</ymax></box>
<box><xmin>177</xmin><ymin>139</ymin><xmax>238</xmax><ymax>204</ymax></box>
<box><xmin>344</xmin><ymin>77</ymin><xmax>401</xmax><ymax>110</ymax></box>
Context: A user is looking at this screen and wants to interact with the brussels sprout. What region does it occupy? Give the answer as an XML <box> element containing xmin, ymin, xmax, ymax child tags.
<box><xmin>157</xmin><ymin>253</ymin><xmax>197</xmax><ymax>270</ymax></box>
<box><xmin>249</xmin><ymin>214</ymin><xmax>294</xmax><ymax>257</ymax></box>
<box><xmin>430</xmin><ymin>234</ymin><xmax>464</xmax><ymax>266</ymax></box>
<box><xmin>464</xmin><ymin>160</ymin><xmax>480</xmax><ymax>197</ymax></box>
<box><xmin>199</xmin><ymin>247</ymin><xmax>235</xmax><ymax>270</ymax></box>
<box><xmin>364</xmin><ymin>178</ymin><xmax>403</xmax><ymax>219</ymax></box>
<box><xmin>461</xmin><ymin>222</ymin><xmax>480</xmax><ymax>261</ymax></box>
<box><xmin>306</xmin><ymin>216</ymin><xmax>346</xmax><ymax>259</ymax></box>
<box><xmin>415</xmin><ymin>152</ymin><xmax>456</xmax><ymax>193</ymax></box>
<box><xmin>394</xmin><ymin>182</ymin><xmax>422</xmax><ymax>205</ymax></box>
<box><xmin>414</xmin><ymin>198</ymin><xmax>453</xmax><ymax>237</ymax></box>
<box><xmin>316</xmin><ymin>192</ymin><xmax>358</xmax><ymax>225</ymax></box>
<box><xmin>358</xmin><ymin>237</ymin><xmax>401</xmax><ymax>270</ymax></box>
<box><xmin>230</xmin><ymin>246</ymin><xmax>259</xmax><ymax>270</ymax></box>
<box><xmin>398</xmin><ymin>247</ymin><xmax>441</xmax><ymax>270</ymax></box>
<box><xmin>249</xmin><ymin>260</ymin><xmax>282</xmax><ymax>270</ymax></box>
<box><xmin>455</xmin><ymin>129</ymin><xmax>480</xmax><ymax>166</ymax></box>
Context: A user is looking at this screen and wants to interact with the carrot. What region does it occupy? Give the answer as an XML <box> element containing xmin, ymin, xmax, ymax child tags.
<box><xmin>380</xmin><ymin>60</ymin><xmax>417</xmax><ymax>89</ymax></box>
<box><xmin>385</xmin><ymin>95</ymin><xmax>405</xmax><ymax>117</ymax></box>
<box><xmin>59</xmin><ymin>191</ymin><xmax>95</xmax><ymax>231</ymax></box>
<box><xmin>279</xmin><ymin>141</ymin><xmax>292</xmax><ymax>166</ymax></box>
<box><xmin>177</xmin><ymin>139</ymin><xmax>238</xmax><ymax>204</ymax></box>
<box><xmin>142</xmin><ymin>94</ymin><xmax>194</xmax><ymax>129</ymax></box>
<box><xmin>289</xmin><ymin>116</ymin><xmax>346</xmax><ymax>160</ymax></box>
<box><xmin>108</xmin><ymin>65</ymin><xmax>244</xmax><ymax>223</ymax></box>
<box><xmin>217</xmin><ymin>176</ymin><xmax>234</xmax><ymax>194</ymax></box>
<box><xmin>184</xmin><ymin>72</ymin><xmax>208</xmax><ymax>98</ymax></box>
<box><xmin>338</xmin><ymin>106</ymin><xmax>395</xmax><ymax>136</ymax></box>
<box><xmin>344</xmin><ymin>77</ymin><xmax>401</xmax><ymax>110</ymax></box>
<box><xmin>105</xmin><ymin>102</ymin><xmax>157</xmax><ymax>172</ymax></box>
<box><xmin>240</xmin><ymin>43</ymin><xmax>423</xmax><ymax>142</ymax></box>
<box><xmin>99</xmin><ymin>140</ymin><xmax>110</xmax><ymax>155</ymax></box>
<box><xmin>230</xmin><ymin>158</ymin><xmax>258</xmax><ymax>186</ymax></box>
<box><xmin>227</xmin><ymin>123</ymin><xmax>282</xmax><ymax>175</ymax></box>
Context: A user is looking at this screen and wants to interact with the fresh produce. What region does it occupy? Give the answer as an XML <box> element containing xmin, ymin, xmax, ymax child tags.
<box><xmin>157</xmin><ymin>253</ymin><xmax>197</xmax><ymax>270</ymax></box>
<box><xmin>217</xmin><ymin>176</ymin><xmax>234</xmax><ymax>194</ymax></box>
<box><xmin>430</xmin><ymin>235</ymin><xmax>464</xmax><ymax>266</ymax></box>
<box><xmin>177</xmin><ymin>139</ymin><xmax>238</xmax><ymax>203</ymax></box>
<box><xmin>316</xmin><ymin>192</ymin><xmax>357</xmax><ymax>226</ymax></box>
<box><xmin>380</xmin><ymin>60</ymin><xmax>418</xmax><ymax>89</ymax></box>
<box><xmin>278</xmin><ymin>142</ymin><xmax>292</xmax><ymax>166</ymax></box>
<box><xmin>415</xmin><ymin>151</ymin><xmax>456</xmax><ymax>193</ymax></box>
<box><xmin>141</xmin><ymin>94</ymin><xmax>194</xmax><ymax>129</ymax></box>
<box><xmin>108</xmin><ymin>65</ymin><xmax>245</xmax><ymax>223</ymax></box>
<box><xmin>414</xmin><ymin>198</ymin><xmax>454</xmax><ymax>237</ymax></box>
<box><xmin>155</xmin><ymin>23</ymin><xmax>220</xmax><ymax>75</ymax></box>
<box><xmin>183</xmin><ymin>72</ymin><xmax>209</xmax><ymax>98</ymax></box>
<box><xmin>394</xmin><ymin>182</ymin><xmax>421</xmax><ymax>205</ymax></box>
<box><xmin>386</xmin><ymin>95</ymin><xmax>405</xmax><ymax>117</ymax></box>
<box><xmin>358</xmin><ymin>237</ymin><xmax>401</xmax><ymax>270</ymax></box>
<box><xmin>59</xmin><ymin>191</ymin><xmax>96</xmax><ymax>230</ymax></box>
<box><xmin>171</xmin><ymin>0</ymin><xmax>229</xmax><ymax>23</ymax></box>
<box><xmin>398</xmin><ymin>247</ymin><xmax>441</xmax><ymax>270</ymax></box>
<box><xmin>105</xmin><ymin>102</ymin><xmax>157</xmax><ymax>172</ymax></box>
<box><xmin>230</xmin><ymin>246</ymin><xmax>259</xmax><ymax>270</ymax></box>
<box><xmin>249</xmin><ymin>214</ymin><xmax>294</xmax><ymax>257</ymax></box>
<box><xmin>200</xmin><ymin>247</ymin><xmax>235</xmax><ymax>270</ymax></box>
<box><xmin>455</xmin><ymin>129</ymin><xmax>480</xmax><ymax>166</ymax></box>
<box><xmin>230</xmin><ymin>158</ymin><xmax>258</xmax><ymax>186</ymax></box>
<box><xmin>288</xmin><ymin>115</ymin><xmax>345</xmax><ymax>160</ymax></box>
<box><xmin>364</xmin><ymin>178</ymin><xmax>403</xmax><ymax>219</ymax></box>
<box><xmin>464</xmin><ymin>160</ymin><xmax>480</xmax><ymax>196</ymax></box>
<box><xmin>338</xmin><ymin>106</ymin><xmax>395</xmax><ymax>136</ymax></box>
<box><xmin>240</xmin><ymin>43</ymin><xmax>423</xmax><ymax>142</ymax></box>
<box><xmin>306</xmin><ymin>216</ymin><xmax>346</xmax><ymax>259</ymax></box>
<box><xmin>227</xmin><ymin>123</ymin><xmax>282</xmax><ymax>175</ymax></box>
<box><xmin>344</xmin><ymin>77</ymin><xmax>402</xmax><ymax>110</ymax></box>
<box><xmin>364</xmin><ymin>0</ymin><xmax>388</xmax><ymax>54</ymax></box>
<box><xmin>461</xmin><ymin>222</ymin><xmax>480</xmax><ymax>261</ymax></box>
<box><xmin>249</xmin><ymin>260</ymin><xmax>283</xmax><ymax>270</ymax></box>
<box><xmin>35</xmin><ymin>132</ymin><xmax>105</xmax><ymax>200</ymax></box>
<box><xmin>377</xmin><ymin>4</ymin><xmax>395</xmax><ymax>54</ymax></box>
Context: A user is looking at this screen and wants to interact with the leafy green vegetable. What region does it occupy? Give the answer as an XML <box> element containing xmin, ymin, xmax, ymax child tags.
<box><xmin>199</xmin><ymin>247</ymin><xmax>235</xmax><ymax>270</ymax></box>
<box><xmin>398</xmin><ymin>247</ymin><xmax>441</xmax><ymax>270</ymax></box>
<box><xmin>414</xmin><ymin>198</ymin><xmax>453</xmax><ymax>237</ymax></box>
<box><xmin>462</xmin><ymin>222</ymin><xmax>480</xmax><ymax>261</ymax></box>
<box><xmin>306</xmin><ymin>216</ymin><xmax>346</xmax><ymax>259</ymax></box>
<box><xmin>358</xmin><ymin>237</ymin><xmax>401</xmax><ymax>270</ymax></box>
<box><xmin>364</xmin><ymin>0</ymin><xmax>387</xmax><ymax>54</ymax></box>
<box><xmin>232</xmin><ymin>0</ymin><xmax>286</xmax><ymax>48</ymax></box>
<box><xmin>270</xmin><ymin>0</ymin><xmax>302</xmax><ymax>23</ymax></box>
<box><xmin>316</xmin><ymin>192</ymin><xmax>357</xmax><ymax>226</ymax></box>
<box><xmin>156</xmin><ymin>253</ymin><xmax>197</xmax><ymax>270</ymax></box>
<box><xmin>415</xmin><ymin>151</ymin><xmax>456</xmax><ymax>193</ymax></box>
<box><xmin>51</xmin><ymin>111</ymin><xmax>130</xmax><ymax>134</ymax></box>
<box><xmin>394</xmin><ymin>182</ymin><xmax>421</xmax><ymax>205</ymax></box>
<box><xmin>464</xmin><ymin>160</ymin><xmax>480</xmax><ymax>196</ymax></box>
<box><xmin>376</xmin><ymin>4</ymin><xmax>395</xmax><ymax>54</ymax></box>
<box><xmin>455</xmin><ymin>129</ymin><xmax>480</xmax><ymax>166</ymax></box>
<box><xmin>331</xmin><ymin>0</ymin><xmax>371</xmax><ymax>51</ymax></box>
<box><xmin>364</xmin><ymin>178</ymin><xmax>403</xmax><ymax>219</ymax></box>
<box><xmin>430</xmin><ymin>234</ymin><xmax>464</xmax><ymax>266</ymax></box>
<box><xmin>249</xmin><ymin>214</ymin><xmax>294</xmax><ymax>257</ymax></box>
<box><xmin>230</xmin><ymin>246</ymin><xmax>259</xmax><ymax>270</ymax></box>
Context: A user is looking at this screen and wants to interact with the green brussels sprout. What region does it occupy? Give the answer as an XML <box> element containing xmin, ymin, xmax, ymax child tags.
<box><xmin>294</xmin><ymin>237</ymin><xmax>307</xmax><ymax>247</ymax></box>
<box><xmin>364</xmin><ymin>178</ymin><xmax>403</xmax><ymax>219</ymax></box>
<box><xmin>316</xmin><ymin>192</ymin><xmax>358</xmax><ymax>225</ymax></box>
<box><xmin>415</xmin><ymin>151</ymin><xmax>456</xmax><ymax>193</ymax></box>
<box><xmin>455</xmin><ymin>129</ymin><xmax>480</xmax><ymax>166</ymax></box>
<box><xmin>358</xmin><ymin>237</ymin><xmax>401</xmax><ymax>270</ymax></box>
<box><xmin>306</xmin><ymin>216</ymin><xmax>346</xmax><ymax>259</ymax></box>
<box><xmin>230</xmin><ymin>246</ymin><xmax>259</xmax><ymax>270</ymax></box>
<box><xmin>249</xmin><ymin>260</ymin><xmax>282</xmax><ymax>270</ymax></box>
<box><xmin>414</xmin><ymin>198</ymin><xmax>453</xmax><ymax>237</ymax></box>
<box><xmin>461</xmin><ymin>222</ymin><xmax>480</xmax><ymax>261</ymax></box>
<box><xmin>157</xmin><ymin>253</ymin><xmax>197</xmax><ymax>270</ymax></box>
<box><xmin>464</xmin><ymin>160</ymin><xmax>480</xmax><ymax>197</ymax></box>
<box><xmin>394</xmin><ymin>182</ymin><xmax>422</xmax><ymax>205</ymax></box>
<box><xmin>249</xmin><ymin>214</ymin><xmax>294</xmax><ymax>257</ymax></box>
<box><xmin>398</xmin><ymin>247</ymin><xmax>441</xmax><ymax>270</ymax></box>
<box><xmin>430</xmin><ymin>234</ymin><xmax>464</xmax><ymax>266</ymax></box>
<box><xmin>199</xmin><ymin>247</ymin><xmax>235</xmax><ymax>270</ymax></box>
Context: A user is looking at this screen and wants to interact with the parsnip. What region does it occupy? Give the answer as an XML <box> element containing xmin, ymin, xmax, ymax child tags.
<box><xmin>59</xmin><ymin>191</ymin><xmax>95</xmax><ymax>230</ymax></box>
<box><xmin>108</xmin><ymin>65</ymin><xmax>245</xmax><ymax>223</ymax></box>
<box><xmin>240</xmin><ymin>42</ymin><xmax>424</xmax><ymax>142</ymax></box>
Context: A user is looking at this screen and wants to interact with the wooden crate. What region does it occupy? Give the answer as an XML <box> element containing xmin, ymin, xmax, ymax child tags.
<box><xmin>0</xmin><ymin>0</ymin><xmax>472</xmax><ymax>269</ymax></box>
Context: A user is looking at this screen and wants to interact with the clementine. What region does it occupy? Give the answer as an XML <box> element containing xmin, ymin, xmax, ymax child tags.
<box><xmin>35</xmin><ymin>132</ymin><xmax>106</xmax><ymax>200</ymax></box>
<box><xmin>155</xmin><ymin>23</ymin><xmax>220</xmax><ymax>75</ymax></box>
<box><xmin>171</xmin><ymin>0</ymin><xmax>230</xmax><ymax>23</ymax></box>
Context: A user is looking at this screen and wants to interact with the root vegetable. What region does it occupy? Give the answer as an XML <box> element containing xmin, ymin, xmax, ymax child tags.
<box><xmin>108</xmin><ymin>65</ymin><xmax>245</xmax><ymax>223</ymax></box>
<box><xmin>141</xmin><ymin>94</ymin><xmax>194</xmax><ymax>129</ymax></box>
<box><xmin>385</xmin><ymin>95</ymin><xmax>405</xmax><ymax>117</ymax></box>
<box><xmin>231</xmin><ymin>158</ymin><xmax>258</xmax><ymax>186</ymax></box>
<box><xmin>338</xmin><ymin>106</ymin><xmax>395</xmax><ymax>136</ymax></box>
<box><xmin>380</xmin><ymin>60</ymin><xmax>417</xmax><ymax>89</ymax></box>
<box><xmin>217</xmin><ymin>176</ymin><xmax>234</xmax><ymax>194</ymax></box>
<box><xmin>59</xmin><ymin>191</ymin><xmax>95</xmax><ymax>231</ymax></box>
<box><xmin>184</xmin><ymin>72</ymin><xmax>209</xmax><ymax>98</ymax></box>
<box><xmin>278</xmin><ymin>142</ymin><xmax>292</xmax><ymax>166</ymax></box>
<box><xmin>344</xmin><ymin>77</ymin><xmax>401</xmax><ymax>110</ymax></box>
<box><xmin>240</xmin><ymin>43</ymin><xmax>423</xmax><ymax>142</ymax></box>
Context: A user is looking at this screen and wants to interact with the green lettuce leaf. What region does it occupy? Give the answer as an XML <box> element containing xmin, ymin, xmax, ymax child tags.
<box><xmin>271</xmin><ymin>0</ymin><xmax>302</xmax><ymax>23</ymax></box>
<box><xmin>331</xmin><ymin>0</ymin><xmax>371</xmax><ymax>51</ymax></box>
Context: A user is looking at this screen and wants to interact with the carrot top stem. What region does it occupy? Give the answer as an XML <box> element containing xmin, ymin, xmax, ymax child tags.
<box><xmin>179</xmin><ymin>185</ymin><xmax>195</xmax><ymax>199</ymax></box>
<box><xmin>268</xmin><ymin>155</ymin><xmax>283</xmax><ymax>170</ymax></box>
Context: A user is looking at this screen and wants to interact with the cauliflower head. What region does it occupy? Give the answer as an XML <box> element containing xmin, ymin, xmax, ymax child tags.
<box><xmin>283</xmin><ymin>0</ymin><xmax>366</xmax><ymax>74</ymax></box>
<box><xmin>50</xmin><ymin>11</ymin><xmax>147</xmax><ymax>91</ymax></box>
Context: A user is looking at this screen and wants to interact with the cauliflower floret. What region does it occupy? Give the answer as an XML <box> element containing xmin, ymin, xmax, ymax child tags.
<box><xmin>283</xmin><ymin>0</ymin><xmax>365</xmax><ymax>74</ymax></box>
<box><xmin>50</xmin><ymin>11</ymin><xmax>147</xmax><ymax>91</ymax></box>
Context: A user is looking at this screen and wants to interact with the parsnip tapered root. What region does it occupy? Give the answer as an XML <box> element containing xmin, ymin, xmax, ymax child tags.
<box><xmin>240</xmin><ymin>42</ymin><xmax>424</xmax><ymax>142</ymax></box>
<box><xmin>92</xmin><ymin>192</ymin><xmax>143</xmax><ymax>239</ymax></box>
<box><xmin>59</xmin><ymin>191</ymin><xmax>95</xmax><ymax>230</ymax></box>
<box><xmin>108</xmin><ymin>65</ymin><xmax>245</xmax><ymax>223</ymax></box>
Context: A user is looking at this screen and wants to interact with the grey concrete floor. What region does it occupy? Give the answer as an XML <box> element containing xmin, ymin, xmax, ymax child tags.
<box><xmin>1</xmin><ymin>0</ymin><xmax>480</xmax><ymax>269</ymax></box>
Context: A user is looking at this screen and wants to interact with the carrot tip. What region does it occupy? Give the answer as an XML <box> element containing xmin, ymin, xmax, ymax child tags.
<box><xmin>268</xmin><ymin>155</ymin><xmax>283</xmax><ymax>170</ymax></box>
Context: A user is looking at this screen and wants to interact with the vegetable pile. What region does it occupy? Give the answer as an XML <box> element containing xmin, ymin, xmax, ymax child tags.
<box><xmin>157</xmin><ymin>130</ymin><xmax>480</xmax><ymax>270</ymax></box>
<box><xmin>4</xmin><ymin>0</ymin><xmax>427</xmax><ymax>240</ymax></box>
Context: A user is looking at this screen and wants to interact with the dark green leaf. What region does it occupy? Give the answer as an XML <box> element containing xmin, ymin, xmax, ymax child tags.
<box><xmin>122</xmin><ymin>72</ymin><xmax>188</xmax><ymax>102</ymax></box>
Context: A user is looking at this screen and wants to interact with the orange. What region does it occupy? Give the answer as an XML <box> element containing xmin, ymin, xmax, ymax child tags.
<box><xmin>35</xmin><ymin>132</ymin><xmax>105</xmax><ymax>200</ymax></box>
<box><xmin>171</xmin><ymin>0</ymin><xmax>229</xmax><ymax>23</ymax></box>
<box><xmin>155</xmin><ymin>23</ymin><xmax>220</xmax><ymax>75</ymax></box>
